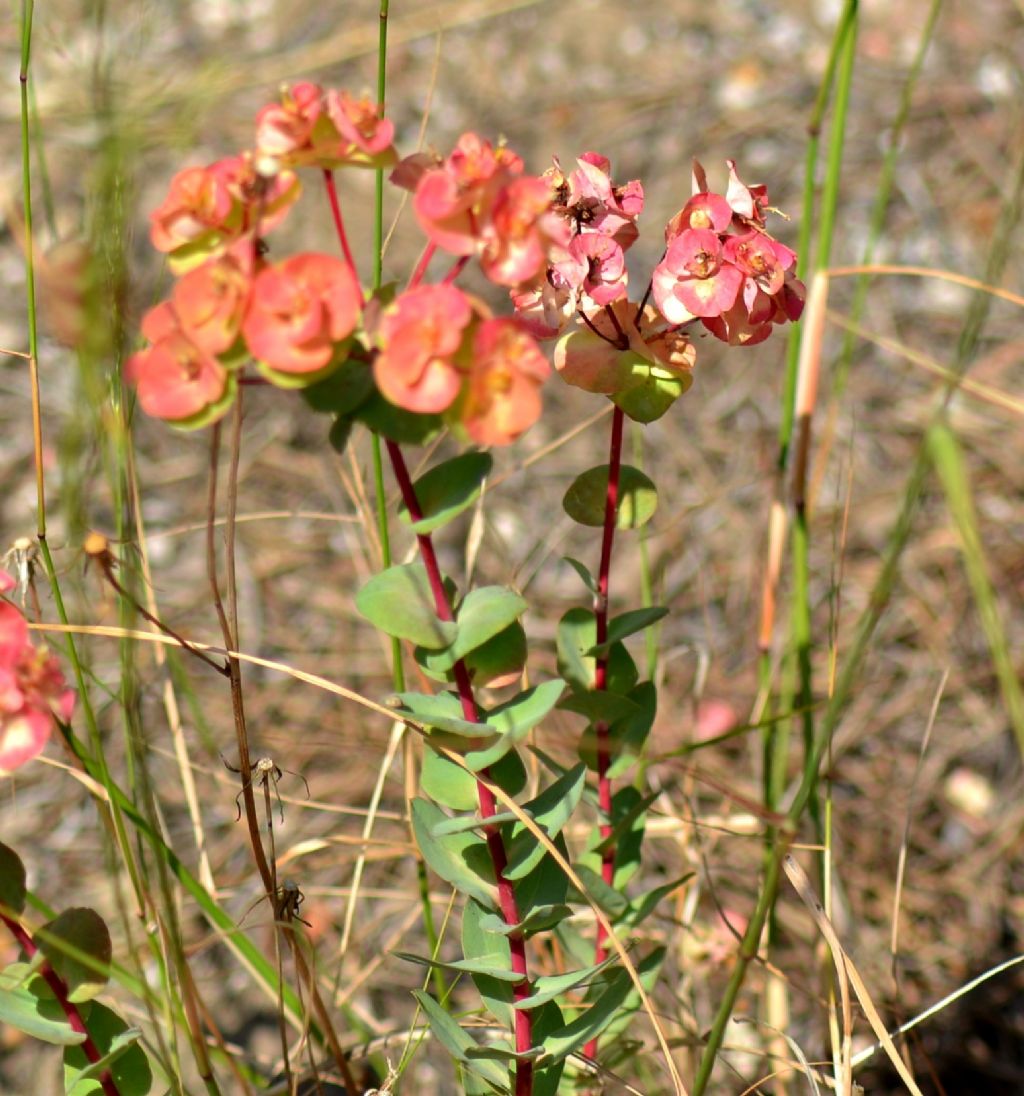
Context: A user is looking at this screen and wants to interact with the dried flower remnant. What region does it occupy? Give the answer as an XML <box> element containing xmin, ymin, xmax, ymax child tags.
<box><xmin>0</xmin><ymin>571</ymin><xmax>74</xmax><ymax>776</ymax></box>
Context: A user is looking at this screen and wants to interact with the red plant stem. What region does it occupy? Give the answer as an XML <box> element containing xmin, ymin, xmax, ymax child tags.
<box><xmin>1</xmin><ymin>912</ymin><xmax>121</xmax><ymax>1096</ymax></box>
<box><xmin>407</xmin><ymin>240</ymin><xmax>438</xmax><ymax>289</ymax></box>
<box><xmin>442</xmin><ymin>255</ymin><xmax>471</xmax><ymax>284</ymax></box>
<box><xmin>321</xmin><ymin>170</ymin><xmax>359</xmax><ymax>279</ymax></box>
<box><xmin>385</xmin><ymin>440</ymin><xmax>534</xmax><ymax>1095</ymax></box>
<box><xmin>584</xmin><ymin>402</ymin><xmax>625</xmax><ymax>1061</ymax></box>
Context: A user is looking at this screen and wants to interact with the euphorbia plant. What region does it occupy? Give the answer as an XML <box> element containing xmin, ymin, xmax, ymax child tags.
<box><xmin>117</xmin><ymin>79</ymin><xmax>803</xmax><ymax>1095</ymax></box>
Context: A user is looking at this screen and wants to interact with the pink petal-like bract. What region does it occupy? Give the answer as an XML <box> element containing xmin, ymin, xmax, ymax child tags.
<box><xmin>414</xmin><ymin>169</ymin><xmax>479</xmax><ymax>255</ymax></box>
<box><xmin>0</xmin><ymin>601</ymin><xmax>28</xmax><ymax>666</ymax></box>
<box><xmin>723</xmin><ymin>231</ymin><xmax>792</xmax><ymax>295</ymax></box>
<box><xmin>255</xmin><ymin>82</ymin><xmax>323</xmax><ymax>158</ymax></box>
<box><xmin>243</xmin><ymin>252</ymin><xmax>362</xmax><ymax>374</ymax></box>
<box><xmin>173</xmin><ymin>248</ymin><xmax>253</xmax><ymax>354</ymax></box>
<box><xmin>374</xmin><ymin>284</ymin><xmax>472</xmax><ymax>413</ymax></box>
<box><xmin>0</xmin><ymin>710</ymin><xmax>51</xmax><ymax>776</ymax></box>
<box><xmin>327</xmin><ymin>91</ymin><xmax>395</xmax><ymax>156</ymax></box>
<box><xmin>480</xmin><ymin>176</ymin><xmax>553</xmax><ymax>286</ymax></box>
<box><xmin>658</xmin><ymin>229</ymin><xmax>743</xmax><ymax>318</ymax></box>
<box><xmin>125</xmin><ymin>334</ymin><xmax>228</xmax><ymax>420</ymax></box>
<box><xmin>461</xmin><ymin>319</ymin><xmax>549</xmax><ymax>446</ymax></box>
<box><xmin>0</xmin><ymin>591</ymin><xmax>75</xmax><ymax>776</ymax></box>
<box><xmin>150</xmin><ymin>165</ymin><xmax>234</xmax><ymax>253</ymax></box>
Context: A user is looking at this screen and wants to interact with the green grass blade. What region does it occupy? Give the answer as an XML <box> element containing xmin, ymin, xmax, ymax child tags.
<box><xmin>927</xmin><ymin>422</ymin><xmax>1024</xmax><ymax>754</ymax></box>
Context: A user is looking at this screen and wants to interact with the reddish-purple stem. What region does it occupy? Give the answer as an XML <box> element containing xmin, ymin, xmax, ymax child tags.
<box><xmin>407</xmin><ymin>241</ymin><xmax>438</xmax><ymax>289</ymax></box>
<box><xmin>386</xmin><ymin>440</ymin><xmax>534</xmax><ymax>1095</ymax></box>
<box><xmin>442</xmin><ymin>255</ymin><xmax>471</xmax><ymax>284</ymax></box>
<box><xmin>321</xmin><ymin>170</ymin><xmax>359</xmax><ymax>279</ymax></box>
<box><xmin>584</xmin><ymin>402</ymin><xmax>625</xmax><ymax>1061</ymax></box>
<box><xmin>1</xmin><ymin>913</ymin><xmax>121</xmax><ymax>1096</ymax></box>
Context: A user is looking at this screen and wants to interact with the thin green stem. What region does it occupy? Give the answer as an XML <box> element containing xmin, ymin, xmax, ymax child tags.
<box><xmin>366</xmin><ymin>0</ymin><xmax>444</xmax><ymax>1002</ymax></box>
<box><xmin>695</xmin><ymin>117</ymin><xmax>1024</xmax><ymax>1096</ymax></box>
<box><xmin>831</xmin><ymin>0</ymin><xmax>942</xmax><ymax>400</ymax></box>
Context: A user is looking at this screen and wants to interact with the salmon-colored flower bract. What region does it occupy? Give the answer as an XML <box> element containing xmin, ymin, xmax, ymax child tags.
<box><xmin>124</xmin><ymin>326</ymin><xmax>230</xmax><ymax>423</ymax></box>
<box><xmin>403</xmin><ymin>133</ymin><xmax>559</xmax><ymax>288</ymax></box>
<box><xmin>652</xmin><ymin>159</ymin><xmax>805</xmax><ymax>344</ymax></box>
<box><xmin>0</xmin><ymin>571</ymin><xmax>74</xmax><ymax>776</ymax></box>
<box><xmin>374</xmin><ymin>284</ymin><xmax>472</xmax><ymax>414</ymax></box>
<box><xmin>460</xmin><ymin>318</ymin><xmax>550</xmax><ymax>446</ymax></box>
<box><xmin>243</xmin><ymin>252</ymin><xmax>362</xmax><ymax>377</ymax></box>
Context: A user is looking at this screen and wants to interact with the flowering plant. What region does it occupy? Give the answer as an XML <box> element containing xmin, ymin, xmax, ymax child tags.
<box><xmin>8</xmin><ymin>72</ymin><xmax>805</xmax><ymax>1096</ymax></box>
<box><xmin>117</xmin><ymin>80</ymin><xmax>806</xmax><ymax>1095</ymax></box>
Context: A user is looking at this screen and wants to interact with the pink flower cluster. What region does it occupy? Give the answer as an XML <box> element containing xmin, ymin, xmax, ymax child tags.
<box><xmin>653</xmin><ymin>160</ymin><xmax>804</xmax><ymax>346</ymax></box>
<box><xmin>373</xmin><ymin>282</ymin><xmax>549</xmax><ymax>447</ymax></box>
<box><xmin>393</xmin><ymin>133</ymin><xmax>564</xmax><ymax>289</ymax></box>
<box><xmin>127</xmin><ymin>84</ymin><xmax>389</xmax><ymax>425</ymax></box>
<box><xmin>126</xmin><ymin>79</ymin><xmax>803</xmax><ymax>444</ymax></box>
<box><xmin>0</xmin><ymin>572</ymin><xmax>74</xmax><ymax>776</ymax></box>
<box><xmin>150</xmin><ymin>155</ymin><xmax>301</xmax><ymax>270</ymax></box>
<box><xmin>127</xmin><ymin>97</ymin><xmax>556</xmax><ymax>444</ymax></box>
<box><xmin>512</xmin><ymin>152</ymin><xmax>644</xmax><ymax>339</ymax></box>
<box><xmin>254</xmin><ymin>83</ymin><xmax>397</xmax><ymax>172</ymax></box>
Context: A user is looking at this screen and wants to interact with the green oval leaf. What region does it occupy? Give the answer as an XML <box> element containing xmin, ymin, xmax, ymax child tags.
<box><xmin>556</xmin><ymin>609</ymin><xmax>639</xmax><ymax>698</ymax></box>
<box><xmin>464</xmin><ymin>680</ymin><xmax>565</xmax><ymax>771</ymax></box>
<box><xmin>63</xmin><ymin>1002</ymin><xmax>153</xmax><ymax>1096</ymax></box>
<box><xmin>356</xmin><ymin>564</ymin><xmax>458</xmax><ymax>650</ymax></box>
<box><xmin>476</xmin><ymin>904</ymin><xmax>573</xmax><ymax>937</ymax></box>
<box><xmin>536</xmin><ymin>969</ymin><xmax>634</xmax><ymax>1067</ymax></box>
<box><xmin>418</xmin><ymin>587</ymin><xmax>526</xmax><ymax>673</ymax></box>
<box><xmin>396</xmin><ymin>690</ymin><xmax>482</xmax><ymax>736</ymax></box>
<box><xmin>513</xmin><ymin>956</ymin><xmax>615</xmax><ymax>1010</ymax></box>
<box><xmin>300</xmin><ymin>359</ymin><xmax>376</xmax><ymax>414</ymax></box>
<box><xmin>356</xmin><ymin>392</ymin><xmax>443</xmax><ymax>445</ymax></box>
<box><xmin>462</xmin><ymin>898</ymin><xmax>514</xmax><ymax>1027</ymax></box>
<box><xmin>504</xmin><ymin>764</ymin><xmax>587</xmax><ymax>881</ymax></box>
<box><xmin>0</xmin><ymin>964</ymin><xmax>83</xmax><ymax>1046</ymax></box>
<box><xmin>484</xmin><ymin>679</ymin><xmax>565</xmax><ymax>738</ymax></box>
<box><xmin>0</xmin><ymin>843</ymin><xmax>27</xmax><ymax>915</ymax></box>
<box><xmin>411</xmin><ymin>798</ymin><xmax>495</xmax><ymax>907</ymax></box>
<box><xmin>561</xmin><ymin>556</ymin><xmax>598</xmax><ymax>595</ymax></box>
<box><xmin>612</xmin><ymin>354</ymin><xmax>691</xmax><ymax>423</ymax></box>
<box><xmin>562</xmin><ymin>464</ymin><xmax>658</xmax><ymax>529</ymax></box>
<box><xmin>430</xmin><ymin>810</ymin><xmax>518</xmax><ymax>836</ymax></box>
<box><xmin>35</xmin><ymin>908</ymin><xmax>111</xmax><ymax>1003</ymax></box>
<box><xmin>395</xmin><ymin>952</ymin><xmax>523</xmax><ymax>982</ymax></box>
<box><xmin>462</xmin><ymin>621</ymin><xmax>528</xmax><ymax>688</ymax></box>
<box><xmin>587</xmin><ymin>606</ymin><xmax>668</xmax><ymax>655</ymax></box>
<box><xmin>399</xmin><ymin>452</ymin><xmax>493</xmax><ymax>534</ymax></box>
<box><xmin>421</xmin><ymin>750</ymin><xmax>526</xmax><ymax>811</ymax></box>
<box><xmin>411</xmin><ymin>991</ymin><xmax>508</xmax><ymax>1090</ymax></box>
